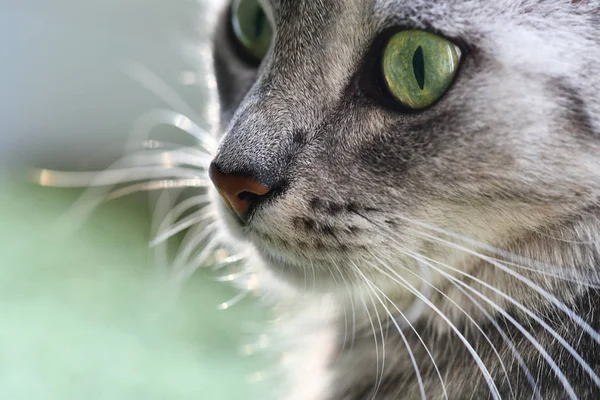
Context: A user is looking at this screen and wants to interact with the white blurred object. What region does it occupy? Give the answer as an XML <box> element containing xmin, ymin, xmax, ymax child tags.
<box><xmin>0</xmin><ymin>0</ymin><xmax>223</xmax><ymax>170</ymax></box>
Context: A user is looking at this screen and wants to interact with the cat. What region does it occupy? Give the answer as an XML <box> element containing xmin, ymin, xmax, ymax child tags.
<box><xmin>209</xmin><ymin>0</ymin><xmax>600</xmax><ymax>399</ymax></box>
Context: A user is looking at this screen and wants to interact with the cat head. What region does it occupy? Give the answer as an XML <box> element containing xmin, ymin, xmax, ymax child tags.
<box><xmin>210</xmin><ymin>0</ymin><xmax>600</xmax><ymax>295</ymax></box>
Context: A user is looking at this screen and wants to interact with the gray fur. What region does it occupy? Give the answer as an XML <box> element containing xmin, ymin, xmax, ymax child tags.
<box><xmin>211</xmin><ymin>1</ymin><xmax>600</xmax><ymax>399</ymax></box>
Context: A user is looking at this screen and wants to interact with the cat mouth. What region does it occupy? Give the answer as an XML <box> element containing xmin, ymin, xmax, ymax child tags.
<box><xmin>213</xmin><ymin>189</ymin><xmax>356</xmax><ymax>283</ymax></box>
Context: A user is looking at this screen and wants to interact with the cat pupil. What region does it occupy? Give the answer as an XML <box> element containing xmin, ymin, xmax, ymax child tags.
<box><xmin>254</xmin><ymin>9</ymin><xmax>266</xmax><ymax>38</ymax></box>
<box><xmin>413</xmin><ymin>46</ymin><xmax>426</xmax><ymax>90</ymax></box>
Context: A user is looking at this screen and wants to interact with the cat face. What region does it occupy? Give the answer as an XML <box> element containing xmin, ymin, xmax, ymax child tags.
<box><xmin>210</xmin><ymin>0</ymin><xmax>600</xmax><ymax>292</ymax></box>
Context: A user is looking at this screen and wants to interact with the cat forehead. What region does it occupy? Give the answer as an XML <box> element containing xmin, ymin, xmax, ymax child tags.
<box><xmin>261</xmin><ymin>0</ymin><xmax>456</xmax><ymax>44</ymax></box>
<box><xmin>262</xmin><ymin>0</ymin><xmax>574</xmax><ymax>29</ymax></box>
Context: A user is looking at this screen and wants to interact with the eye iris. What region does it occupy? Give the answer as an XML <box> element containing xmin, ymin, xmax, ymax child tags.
<box><xmin>232</xmin><ymin>0</ymin><xmax>273</xmax><ymax>61</ymax></box>
<box><xmin>382</xmin><ymin>30</ymin><xmax>460</xmax><ymax>110</ymax></box>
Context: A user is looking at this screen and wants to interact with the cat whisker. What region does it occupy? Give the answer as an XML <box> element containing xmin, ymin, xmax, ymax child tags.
<box><xmin>367</xmin><ymin>255</ymin><xmax>501</xmax><ymax>400</ymax></box>
<box><xmin>353</xmin><ymin>210</ymin><xmax>600</xmax><ymax>395</ymax></box>
<box><xmin>128</xmin><ymin>108</ymin><xmax>217</xmax><ymax>154</ymax></box>
<box><xmin>330</xmin><ymin>256</ymin><xmax>357</xmax><ymax>350</ymax></box>
<box><xmin>409</xmin><ymin>229</ymin><xmax>600</xmax><ymax>350</ymax></box>
<box><xmin>350</xmin><ymin>262</ymin><xmax>393</xmax><ymax>400</ymax></box>
<box><xmin>327</xmin><ymin>261</ymin><xmax>350</xmax><ymax>360</ymax></box>
<box><xmin>421</xmin><ymin>254</ymin><xmax>541</xmax><ymax>399</ymax></box>
<box><xmin>424</xmin><ymin>257</ymin><xmax>577</xmax><ymax>399</ymax></box>
<box><xmin>356</xmin><ymin>257</ymin><xmax>449</xmax><ymax>400</ymax></box>
<box><xmin>150</xmin><ymin>208</ymin><xmax>213</xmax><ymax>247</ymax></box>
<box><xmin>310</xmin><ymin>259</ymin><xmax>318</xmax><ymax>294</ymax></box>
<box><xmin>40</xmin><ymin>164</ymin><xmax>207</xmax><ymax>235</ymax></box>
<box><xmin>172</xmin><ymin>222</ymin><xmax>218</xmax><ymax>270</ymax></box>
<box><xmin>150</xmin><ymin>189</ymin><xmax>177</xmax><ymax>273</ymax></box>
<box><xmin>303</xmin><ymin>256</ymin><xmax>310</xmax><ymax>295</ymax></box>
<box><xmin>105</xmin><ymin>178</ymin><xmax>209</xmax><ymax>202</ymax></box>
<box><xmin>150</xmin><ymin>194</ymin><xmax>211</xmax><ymax>243</ymax></box>
<box><xmin>218</xmin><ymin>290</ymin><xmax>251</xmax><ymax>311</ymax></box>
<box><xmin>393</xmin><ymin>247</ymin><xmax>534</xmax><ymax>400</ymax></box>
<box><xmin>33</xmin><ymin>146</ymin><xmax>211</xmax><ymax>188</ymax></box>
<box><xmin>174</xmin><ymin>238</ymin><xmax>221</xmax><ymax>283</ymax></box>
<box><xmin>125</xmin><ymin>63</ymin><xmax>212</xmax><ymax>136</ymax></box>
<box><xmin>398</xmin><ymin>250</ymin><xmax>515</xmax><ymax>397</ymax></box>
<box><xmin>376</xmin><ymin>222</ymin><xmax>586</xmax><ymax>398</ymax></box>
<box><xmin>356</xmin><ymin>284</ymin><xmax>386</xmax><ymax>400</ymax></box>
<box><xmin>215</xmin><ymin>270</ymin><xmax>252</xmax><ymax>283</ymax></box>
<box><xmin>34</xmin><ymin>164</ymin><xmax>204</xmax><ymax>189</ymax></box>
<box><xmin>352</xmin><ymin>267</ymin><xmax>427</xmax><ymax>400</ymax></box>
<box><xmin>399</xmin><ymin>216</ymin><xmax>600</xmax><ymax>287</ymax></box>
<box><xmin>212</xmin><ymin>254</ymin><xmax>247</xmax><ymax>271</ymax></box>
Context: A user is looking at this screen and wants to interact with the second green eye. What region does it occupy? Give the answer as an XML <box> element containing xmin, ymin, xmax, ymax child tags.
<box><xmin>382</xmin><ymin>30</ymin><xmax>460</xmax><ymax>110</ymax></box>
<box><xmin>231</xmin><ymin>0</ymin><xmax>274</xmax><ymax>62</ymax></box>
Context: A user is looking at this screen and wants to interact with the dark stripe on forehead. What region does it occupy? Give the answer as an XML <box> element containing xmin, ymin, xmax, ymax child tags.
<box><xmin>550</xmin><ymin>78</ymin><xmax>597</xmax><ymax>139</ymax></box>
<box><xmin>273</xmin><ymin>0</ymin><xmax>337</xmax><ymax>13</ymax></box>
<box><xmin>271</xmin><ymin>0</ymin><xmax>341</xmax><ymax>29</ymax></box>
<box><xmin>259</xmin><ymin>0</ymin><xmax>364</xmax><ymax>92</ymax></box>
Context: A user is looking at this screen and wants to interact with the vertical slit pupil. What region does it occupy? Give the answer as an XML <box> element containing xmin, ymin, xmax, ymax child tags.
<box><xmin>253</xmin><ymin>9</ymin><xmax>266</xmax><ymax>39</ymax></box>
<box><xmin>413</xmin><ymin>46</ymin><xmax>425</xmax><ymax>90</ymax></box>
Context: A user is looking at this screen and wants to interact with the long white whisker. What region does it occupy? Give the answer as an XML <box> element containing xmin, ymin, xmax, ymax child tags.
<box><xmin>353</xmin><ymin>209</ymin><xmax>598</xmax><ymax>397</ymax></box>
<box><xmin>354</xmin><ymin>268</ymin><xmax>427</xmax><ymax>400</ymax></box>
<box><xmin>368</xmin><ymin>255</ymin><xmax>501</xmax><ymax>400</ymax></box>
<box><xmin>356</xmin><ymin>291</ymin><xmax>381</xmax><ymax>400</ymax></box>
<box><xmin>215</xmin><ymin>270</ymin><xmax>252</xmax><ymax>283</ymax></box>
<box><xmin>329</xmin><ymin>257</ymin><xmax>357</xmax><ymax>350</ymax></box>
<box><xmin>310</xmin><ymin>259</ymin><xmax>317</xmax><ymax>293</ymax></box>
<box><xmin>127</xmin><ymin>108</ymin><xmax>216</xmax><ymax>153</ymax></box>
<box><xmin>355</xmin><ymin>260</ymin><xmax>450</xmax><ymax>400</ymax></box>
<box><xmin>381</xmin><ymin>224</ymin><xmax>580</xmax><ymax>398</ymax></box>
<box><xmin>212</xmin><ymin>254</ymin><xmax>246</xmax><ymax>271</ymax></box>
<box><xmin>125</xmin><ymin>63</ymin><xmax>210</xmax><ymax>134</ymax></box>
<box><xmin>417</xmin><ymin>227</ymin><xmax>600</xmax><ymax>337</ymax></box>
<box><xmin>386</xmin><ymin>249</ymin><xmax>514</xmax><ymax>398</ymax></box>
<box><xmin>149</xmin><ymin>188</ymin><xmax>178</xmax><ymax>273</ymax></box>
<box><xmin>34</xmin><ymin>147</ymin><xmax>211</xmax><ymax>189</ymax></box>
<box><xmin>150</xmin><ymin>194</ymin><xmax>210</xmax><ymax>244</ymax></box>
<box><xmin>354</xmin><ymin>272</ymin><xmax>386</xmax><ymax>400</ymax></box>
<box><xmin>151</xmin><ymin>208</ymin><xmax>212</xmax><ymax>247</ymax></box>
<box><xmin>106</xmin><ymin>178</ymin><xmax>209</xmax><ymax>201</ymax></box>
<box><xmin>398</xmin><ymin>247</ymin><xmax>538</xmax><ymax>399</ymax></box>
<box><xmin>327</xmin><ymin>261</ymin><xmax>350</xmax><ymax>358</ymax></box>
<box><xmin>373</xmin><ymin>220</ymin><xmax>590</xmax><ymax>397</ymax></box>
<box><xmin>218</xmin><ymin>290</ymin><xmax>251</xmax><ymax>311</ymax></box>
<box><xmin>408</xmin><ymin>230</ymin><xmax>600</xmax><ymax>386</ymax></box>
<box><xmin>35</xmin><ymin>165</ymin><xmax>205</xmax><ymax>188</ymax></box>
<box><xmin>176</xmin><ymin>238</ymin><xmax>220</xmax><ymax>282</ymax></box>
<box><xmin>47</xmin><ymin>166</ymin><xmax>207</xmax><ymax>236</ymax></box>
<box><xmin>434</xmin><ymin>262</ymin><xmax>576</xmax><ymax>399</ymax></box>
<box><xmin>401</xmin><ymin>216</ymin><xmax>600</xmax><ymax>286</ymax></box>
<box><xmin>172</xmin><ymin>222</ymin><xmax>218</xmax><ymax>270</ymax></box>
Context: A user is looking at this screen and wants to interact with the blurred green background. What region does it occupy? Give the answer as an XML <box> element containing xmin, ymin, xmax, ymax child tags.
<box><xmin>0</xmin><ymin>178</ymin><xmax>269</xmax><ymax>400</ymax></box>
<box><xmin>0</xmin><ymin>1</ymin><xmax>271</xmax><ymax>398</ymax></box>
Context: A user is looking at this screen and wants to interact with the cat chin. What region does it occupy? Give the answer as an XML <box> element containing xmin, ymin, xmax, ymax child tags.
<box><xmin>211</xmin><ymin>197</ymin><xmax>319</xmax><ymax>288</ymax></box>
<box><xmin>211</xmin><ymin>193</ymin><xmax>338</xmax><ymax>291</ymax></box>
<box><xmin>255</xmin><ymin>249</ymin><xmax>341</xmax><ymax>292</ymax></box>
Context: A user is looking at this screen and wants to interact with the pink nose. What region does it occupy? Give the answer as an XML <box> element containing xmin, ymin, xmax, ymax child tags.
<box><xmin>209</xmin><ymin>163</ymin><xmax>271</xmax><ymax>220</ymax></box>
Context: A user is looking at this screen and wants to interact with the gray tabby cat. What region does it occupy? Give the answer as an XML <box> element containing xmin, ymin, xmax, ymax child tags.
<box><xmin>209</xmin><ymin>0</ymin><xmax>600</xmax><ymax>399</ymax></box>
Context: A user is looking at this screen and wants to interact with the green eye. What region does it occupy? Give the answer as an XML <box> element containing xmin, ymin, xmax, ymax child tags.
<box><xmin>231</xmin><ymin>0</ymin><xmax>274</xmax><ymax>61</ymax></box>
<box><xmin>382</xmin><ymin>30</ymin><xmax>460</xmax><ymax>110</ymax></box>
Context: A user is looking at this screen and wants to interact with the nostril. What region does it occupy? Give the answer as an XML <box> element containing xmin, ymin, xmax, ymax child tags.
<box><xmin>208</xmin><ymin>162</ymin><xmax>272</xmax><ymax>220</ymax></box>
<box><xmin>238</xmin><ymin>191</ymin><xmax>264</xmax><ymax>203</ymax></box>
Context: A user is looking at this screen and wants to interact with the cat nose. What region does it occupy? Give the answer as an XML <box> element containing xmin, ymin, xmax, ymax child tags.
<box><xmin>209</xmin><ymin>162</ymin><xmax>271</xmax><ymax>221</ymax></box>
